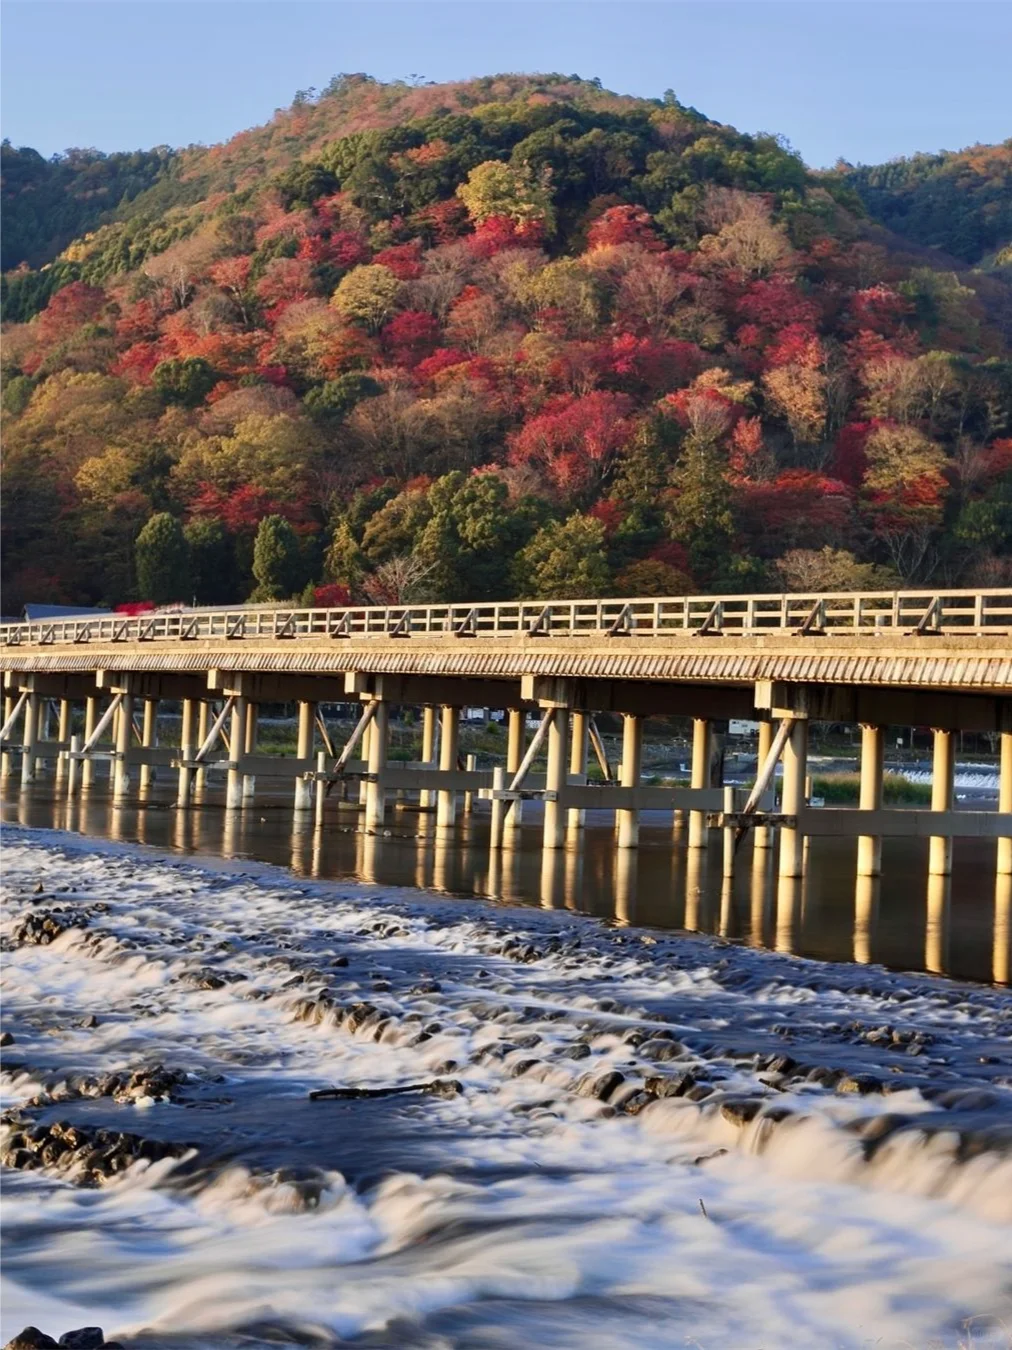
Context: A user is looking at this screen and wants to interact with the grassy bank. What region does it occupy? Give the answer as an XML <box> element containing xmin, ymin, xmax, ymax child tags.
<box><xmin>812</xmin><ymin>773</ymin><xmax>932</xmax><ymax>805</ymax></box>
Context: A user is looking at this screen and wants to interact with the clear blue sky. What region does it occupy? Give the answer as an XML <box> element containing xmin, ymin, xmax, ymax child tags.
<box><xmin>2</xmin><ymin>1</ymin><xmax>1009</xmax><ymax>169</ymax></box>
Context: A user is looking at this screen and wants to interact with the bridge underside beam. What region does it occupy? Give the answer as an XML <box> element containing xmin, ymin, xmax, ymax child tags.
<box><xmin>344</xmin><ymin>671</ymin><xmax>525</xmax><ymax>709</ymax></box>
<box><xmin>521</xmin><ymin>675</ymin><xmax>754</xmax><ymax>719</ymax></box>
<box><xmin>96</xmin><ymin>671</ymin><xmax>209</xmax><ymax>702</ymax></box>
<box><xmin>7</xmin><ymin>673</ymin><xmax>98</xmax><ymax>700</ymax></box>
<box><xmin>756</xmin><ymin>680</ymin><xmax>1011</xmax><ymax>733</ymax></box>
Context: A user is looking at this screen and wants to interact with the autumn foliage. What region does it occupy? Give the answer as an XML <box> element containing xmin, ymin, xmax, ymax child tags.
<box><xmin>1</xmin><ymin>74</ymin><xmax>1009</xmax><ymax>611</ymax></box>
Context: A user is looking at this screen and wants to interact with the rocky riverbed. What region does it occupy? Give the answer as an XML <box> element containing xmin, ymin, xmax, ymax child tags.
<box><xmin>2</xmin><ymin>825</ymin><xmax>1011</xmax><ymax>1348</ymax></box>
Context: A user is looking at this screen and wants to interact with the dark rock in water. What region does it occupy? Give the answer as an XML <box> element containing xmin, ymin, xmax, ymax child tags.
<box><xmin>640</xmin><ymin>1037</ymin><xmax>685</xmax><ymax>1062</ymax></box>
<box><xmin>78</xmin><ymin>1015</ymin><xmax>99</xmax><ymax>1030</ymax></box>
<box><xmin>720</xmin><ymin>1098</ymin><xmax>762</xmax><ymax>1127</ymax></box>
<box><xmin>684</xmin><ymin>1084</ymin><xmax>714</xmax><ymax>1102</ymax></box>
<box><xmin>837</xmin><ymin>1074</ymin><xmax>882</xmax><ymax>1096</ymax></box>
<box><xmin>309</xmin><ymin>1079</ymin><xmax>461</xmax><ymax>1100</ymax></box>
<box><xmin>58</xmin><ymin>1330</ymin><xmax>105</xmax><ymax>1349</ymax></box>
<box><xmin>621</xmin><ymin>1090</ymin><xmax>654</xmax><ymax>1116</ymax></box>
<box><xmin>0</xmin><ymin>1031</ymin><xmax>14</xmax><ymax>1047</ymax></box>
<box><xmin>806</xmin><ymin>1066</ymin><xmax>843</xmax><ymax>1088</ymax></box>
<box><xmin>645</xmin><ymin>1072</ymin><xmax>696</xmax><ymax>1099</ymax></box>
<box><xmin>577</xmin><ymin>1070</ymin><xmax>626</xmax><ymax>1102</ymax></box>
<box><xmin>5</xmin><ymin>1329</ymin><xmax>58</xmax><ymax>1350</ymax></box>
<box><xmin>565</xmin><ymin>1043</ymin><xmax>592</xmax><ymax>1060</ymax></box>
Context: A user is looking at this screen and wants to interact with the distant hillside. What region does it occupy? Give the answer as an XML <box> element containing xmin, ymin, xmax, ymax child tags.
<box><xmin>2</xmin><ymin>73</ymin><xmax>1009</xmax><ymax>613</ymax></box>
<box><xmin>841</xmin><ymin>142</ymin><xmax>1012</xmax><ymax>267</ymax></box>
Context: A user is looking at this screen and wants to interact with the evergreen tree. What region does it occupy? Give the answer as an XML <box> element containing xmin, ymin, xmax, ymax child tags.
<box><xmin>251</xmin><ymin>515</ymin><xmax>302</xmax><ymax>600</ymax></box>
<box><xmin>184</xmin><ymin>517</ymin><xmax>236</xmax><ymax>604</ymax></box>
<box><xmin>135</xmin><ymin>513</ymin><xmax>190</xmax><ymax>604</ymax></box>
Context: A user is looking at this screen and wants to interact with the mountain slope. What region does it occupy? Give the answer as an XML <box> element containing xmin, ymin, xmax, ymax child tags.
<box><xmin>2</xmin><ymin>74</ymin><xmax>1010</xmax><ymax>613</ymax></box>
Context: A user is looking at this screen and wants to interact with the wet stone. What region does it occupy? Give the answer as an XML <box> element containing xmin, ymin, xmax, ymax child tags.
<box><xmin>58</xmin><ymin>1330</ymin><xmax>105</xmax><ymax>1349</ymax></box>
<box><xmin>837</xmin><ymin>1074</ymin><xmax>883</xmax><ymax>1096</ymax></box>
<box><xmin>720</xmin><ymin>1099</ymin><xmax>762</xmax><ymax>1127</ymax></box>
<box><xmin>5</xmin><ymin>1328</ymin><xmax>59</xmax><ymax>1350</ymax></box>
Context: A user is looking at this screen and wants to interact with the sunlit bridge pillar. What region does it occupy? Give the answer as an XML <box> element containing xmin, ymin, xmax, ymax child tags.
<box><xmin>436</xmin><ymin>705</ymin><xmax>459</xmax><ymax>829</ymax></box>
<box><xmin>195</xmin><ymin>701</ymin><xmax>209</xmax><ymax>797</ymax></box>
<box><xmin>998</xmin><ymin>727</ymin><xmax>1011</xmax><ymax>877</ymax></box>
<box><xmin>81</xmin><ymin>697</ymin><xmax>98</xmax><ymax>789</ymax></box>
<box><xmin>112</xmin><ymin>688</ymin><xmax>134</xmax><ymax>803</ymax></box>
<box><xmin>226</xmin><ymin>696</ymin><xmax>249</xmax><ymax>810</ymax></box>
<box><xmin>688</xmin><ymin>717</ymin><xmax>712</xmax><ymax>849</ymax></box>
<box><xmin>419</xmin><ymin>705</ymin><xmax>437</xmax><ymax>809</ymax></box>
<box><xmin>139</xmin><ymin>698</ymin><xmax>158</xmax><ymax>794</ymax></box>
<box><xmin>1</xmin><ymin>692</ymin><xmax>13</xmax><ymax>779</ymax></box>
<box><xmin>778</xmin><ymin>717</ymin><xmax>808</xmax><ymax>879</ymax></box>
<box><xmin>753</xmin><ymin>719</ymin><xmax>774</xmax><ymax>850</ymax></box>
<box><xmin>775</xmin><ymin>874</ymin><xmax>803</xmax><ymax>953</ymax></box>
<box><xmin>994</xmin><ymin>871</ymin><xmax>1011</xmax><ymax>985</ymax></box>
<box><xmin>55</xmin><ymin>698</ymin><xmax>71</xmax><ymax>789</ymax></box>
<box><xmin>243</xmin><ymin>702</ymin><xmax>258</xmax><ymax>802</ymax></box>
<box><xmin>615</xmin><ymin>847</ymin><xmax>639</xmax><ymax>926</ymax></box>
<box><xmin>20</xmin><ymin>691</ymin><xmax>39</xmax><ymax>787</ymax></box>
<box><xmin>925</xmin><ymin>871</ymin><xmax>951</xmax><ymax>974</ymax></box>
<box><xmin>856</xmin><ymin>723</ymin><xmax>884</xmax><ymax>877</ymax></box>
<box><xmin>294</xmin><ymin>700</ymin><xmax>317</xmax><ymax>812</ymax></box>
<box><xmin>616</xmin><ymin>714</ymin><xmax>642</xmax><ymax>849</ymax></box>
<box><xmin>853</xmin><ymin>873</ymin><xmax>879</xmax><ymax>964</ymax></box>
<box><xmin>568</xmin><ymin>711</ymin><xmax>588</xmax><ymax>830</ymax></box>
<box><xmin>928</xmin><ymin>727</ymin><xmax>955</xmax><ymax>877</ymax></box>
<box><xmin>364</xmin><ymin>700</ymin><xmax>389</xmax><ymax>833</ymax></box>
<box><xmin>177</xmin><ymin>698</ymin><xmax>197</xmax><ymax>807</ymax></box>
<box><xmin>505</xmin><ymin>708</ymin><xmax>525</xmax><ymax>833</ymax></box>
<box><xmin>543</xmin><ymin>708</ymin><xmax>570</xmax><ymax>851</ymax></box>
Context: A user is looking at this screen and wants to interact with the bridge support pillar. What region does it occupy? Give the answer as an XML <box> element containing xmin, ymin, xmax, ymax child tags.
<box><xmin>998</xmin><ymin>729</ymin><xmax>1012</xmax><ymax>877</ymax></box>
<box><xmin>294</xmin><ymin>701</ymin><xmax>317</xmax><ymax>812</ymax></box>
<box><xmin>139</xmin><ymin>699</ymin><xmax>158</xmax><ymax>794</ymax></box>
<box><xmin>113</xmin><ymin>690</ymin><xmax>134</xmax><ymax>803</ymax></box>
<box><xmin>568</xmin><ymin>712</ymin><xmax>588</xmax><ymax>829</ymax></box>
<box><xmin>81</xmin><ymin>697</ymin><xmax>98</xmax><ymax>789</ymax></box>
<box><xmin>20</xmin><ymin>692</ymin><xmax>39</xmax><ymax>786</ymax></box>
<box><xmin>419</xmin><ymin>705</ymin><xmax>437</xmax><ymax>808</ymax></box>
<box><xmin>194</xmin><ymin>702</ymin><xmax>209</xmax><ymax>797</ymax></box>
<box><xmin>753</xmin><ymin>719</ymin><xmax>774</xmax><ymax>850</ymax></box>
<box><xmin>226</xmin><ymin>697</ymin><xmax>249</xmax><ymax>810</ymax></box>
<box><xmin>616</xmin><ymin>714</ymin><xmax>642</xmax><ymax>849</ymax></box>
<box><xmin>364</xmin><ymin>700</ymin><xmax>388</xmax><ymax>832</ymax></box>
<box><xmin>55</xmin><ymin>698</ymin><xmax>71</xmax><ymax>789</ymax></box>
<box><xmin>929</xmin><ymin>727</ymin><xmax>955</xmax><ymax>876</ymax></box>
<box><xmin>505</xmin><ymin>709</ymin><xmax>525</xmax><ymax>834</ymax></box>
<box><xmin>688</xmin><ymin>718</ymin><xmax>712</xmax><ymax>848</ymax></box>
<box><xmin>436</xmin><ymin>705</ymin><xmax>459</xmax><ymax>828</ymax></box>
<box><xmin>543</xmin><ymin>707</ymin><xmax>570</xmax><ymax>851</ymax></box>
<box><xmin>243</xmin><ymin>703</ymin><xmax>258</xmax><ymax>802</ymax></box>
<box><xmin>1</xmin><ymin>692</ymin><xmax>13</xmax><ymax>779</ymax></box>
<box><xmin>778</xmin><ymin>717</ymin><xmax>808</xmax><ymax>878</ymax></box>
<box><xmin>177</xmin><ymin>699</ymin><xmax>197</xmax><ymax>807</ymax></box>
<box><xmin>856</xmin><ymin>723</ymin><xmax>884</xmax><ymax>877</ymax></box>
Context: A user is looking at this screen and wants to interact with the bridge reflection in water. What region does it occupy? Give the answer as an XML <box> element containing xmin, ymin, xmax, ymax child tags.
<box><xmin>5</xmin><ymin>782</ymin><xmax>1009</xmax><ymax>987</ymax></box>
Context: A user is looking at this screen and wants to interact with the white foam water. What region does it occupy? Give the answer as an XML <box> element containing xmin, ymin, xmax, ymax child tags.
<box><xmin>2</xmin><ymin>826</ymin><xmax>1011</xmax><ymax>1349</ymax></box>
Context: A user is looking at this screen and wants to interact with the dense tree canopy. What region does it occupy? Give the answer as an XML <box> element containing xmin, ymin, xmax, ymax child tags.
<box><xmin>2</xmin><ymin>75</ymin><xmax>1009</xmax><ymax>612</ymax></box>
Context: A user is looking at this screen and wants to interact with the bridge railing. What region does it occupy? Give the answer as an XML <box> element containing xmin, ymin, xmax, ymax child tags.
<box><xmin>2</xmin><ymin>589</ymin><xmax>1010</xmax><ymax>649</ymax></box>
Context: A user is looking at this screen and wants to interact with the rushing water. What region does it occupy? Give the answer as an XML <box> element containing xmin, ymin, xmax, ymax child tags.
<box><xmin>2</xmin><ymin>784</ymin><xmax>1011</xmax><ymax>1349</ymax></box>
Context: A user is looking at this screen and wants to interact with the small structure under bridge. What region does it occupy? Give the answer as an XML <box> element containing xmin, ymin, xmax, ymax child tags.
<box><xmin>2</xmin><ymin>587</ymin><xmax>1011</xmax><ymax>888</ymax></box>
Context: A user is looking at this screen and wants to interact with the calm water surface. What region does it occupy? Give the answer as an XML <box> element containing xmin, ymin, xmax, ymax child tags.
<box><xmin>3</xmin><ymin>779</ymin><xmax>1008</xmax><ymax>985</ymax></box>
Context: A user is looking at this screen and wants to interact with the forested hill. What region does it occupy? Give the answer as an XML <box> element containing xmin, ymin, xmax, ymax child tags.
<box><xmin>842</xmin><ymin>142</ymin><xmax>1012</xmax><ymax>268</ymax></box>
<box><xmin>2</xmin><ymin>73</ymin><xmax>1010</xmax><ymax>614</ymax></box>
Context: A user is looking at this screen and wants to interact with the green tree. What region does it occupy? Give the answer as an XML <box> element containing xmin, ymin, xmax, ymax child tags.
<box><xmin>251</xmin><ymin>515</ymin><xmax>303</xmax><ymax>600</ymax></box>
<box><xmin>184</xmin><ymin>516</ymin><xmax>236</xmax><ymax>604</ymax></box>
<box><xmin>514</xmin><ymin>513</ymin><xmax>610</xmax><ymax>598</ymax></box>
<box><xmin>135</xmin><ymin>512</ymin><xmax>190</xmax><ymax>603</ymax></box>
<box><xmin>666</xmin><ymin>438</ymin><xmax>737</xmax><ymax>586</ymax></box>
<box><xmin>152</xmin><ymin>356</ymin><xmax>216</xmax><ymax>408</ymax></box>
<box><xmin>330</xmin><ymin>264</ymin><xmax>401</xmax><ymax>331</ymax></box>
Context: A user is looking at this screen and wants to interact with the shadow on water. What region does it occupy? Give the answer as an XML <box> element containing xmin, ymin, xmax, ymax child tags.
<box><xmin>3</xmin><ymin>779</ymin><xmax>1009</xmax><ymax>986</ymax></box>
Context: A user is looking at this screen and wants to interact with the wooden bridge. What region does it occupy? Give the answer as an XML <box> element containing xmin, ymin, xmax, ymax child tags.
<box><xmin>3</xmin><ymin>587</ymin><xmax>1011</xmax><ymax>889</ymax></box>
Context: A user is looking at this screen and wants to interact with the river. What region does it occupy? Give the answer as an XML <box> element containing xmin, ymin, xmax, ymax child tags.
<box><xmin>1</xmin><ymin>785</ymin><xmax>1011</xmax><ymax>1348</ymax></box>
